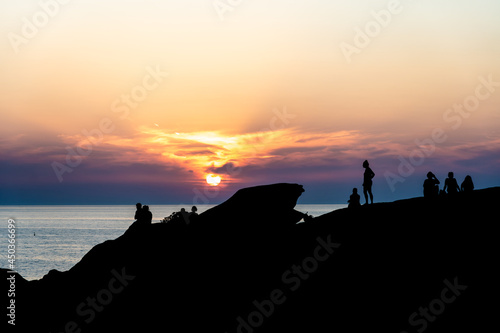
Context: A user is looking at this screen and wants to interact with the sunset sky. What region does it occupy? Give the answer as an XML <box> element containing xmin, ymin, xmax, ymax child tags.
<box><xmin>1</xmin><ymin>0</ymin><xmax>500</xmax><ymax>204</ymax></box>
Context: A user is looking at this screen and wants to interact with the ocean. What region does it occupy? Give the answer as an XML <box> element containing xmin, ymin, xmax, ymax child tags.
<box><xmin>0</xmin><ymin>204</ymin><xmax>345</xmax><ymax>281</ymax></box>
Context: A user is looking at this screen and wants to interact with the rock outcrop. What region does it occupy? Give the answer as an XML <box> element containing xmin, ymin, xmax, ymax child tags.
<box><xmin>2</xmin><ymin>184</ymin><xmax>499</xmax><ymax>332</ymax></box>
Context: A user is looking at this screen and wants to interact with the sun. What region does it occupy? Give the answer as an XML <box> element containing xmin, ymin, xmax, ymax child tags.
<box><xmin>206</xmin><ymin>174</ymin><xmax>222</xmax><ymax>186</ymax></box>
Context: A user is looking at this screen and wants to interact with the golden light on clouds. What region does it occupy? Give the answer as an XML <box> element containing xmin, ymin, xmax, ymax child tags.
<box><xmin>55</xmin><ymin>124</ymin><xmax>396</xmax><ymax>186</ymax></box>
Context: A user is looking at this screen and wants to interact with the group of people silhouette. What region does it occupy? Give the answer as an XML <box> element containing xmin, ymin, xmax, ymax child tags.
<box><xmin>348</xmin><ymin>160</ymin><xmax>375</xmax><ymax>208</ymax></box>
<box><xmin>134</xmin><ymin>203</ymin><xmax>199</xmax><ymax>225</ymax></box>
<box><xmin>347</xmin><ymin>160</ymin><xmax>475</xmax><ymax>209</ymax></box>
<box><xmin>134</xmin><ymin>161</ymin><xmax>477</xmax><ymax>222</ymax></box>
<box><xmin>135</xmin><ymin>203</ymin><xmax>153</xmax><ymax>224</ymax></box>
<box><xmin>171</xmin><ymin>206</ymin><xmax>199</xmax><ymax>225</ymax></box>
<box><xmin>423</xmin><ymin>171</ymin><xmax>474</xmax><ymax>199</ymax></box>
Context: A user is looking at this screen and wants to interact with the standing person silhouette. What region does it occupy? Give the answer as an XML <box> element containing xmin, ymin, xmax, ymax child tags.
<box><xmin>362</xmin><ymin>160</ymin><xmax>375</xmax><ymax>205</ymax></box>
<box><xmin>443</xmin><ymin>172</ymin><xmax>460</xmax><ymax>196</ymax></box>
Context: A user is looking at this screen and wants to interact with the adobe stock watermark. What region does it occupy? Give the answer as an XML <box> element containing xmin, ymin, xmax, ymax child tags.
<box><xmin>340</xmin><ymin>0</ymin><xmax>406</xmax><ymax>64</ymax></box>
<box><xmin>6</xmin><ymin>219</ymin><xmax>17</xmax><ymax>326</ymax></box>
<box><xmin>192</xmin><ymin>107</ymin><xmax>297</xmax><ymax>205</ymax></box>
<box><xmin>7</xmin><ymin>0</ymin><xmax>72</xmax><ymax>54</ymax></box>
<box><xmin>400</xmin><ymin>276</ymin><xmax>467</xmax><ymax>333</ymax></box>
<box><xmin>213</xmin><ymin>0</ymin><xmax>244</xmax><ymax>21</ymax></box>
<box><xmin>51</xmin><ymin>65</ymin><xmax>168</xmax><ymax>183</ymax></box>
<box><xmin>51</xmin><ymin>267</ymin><xmax>136</xmax><ymax>333</ymax></box>
<box><xmin>385</xmin><ymin>74</ymin><xmax>500</xmax><ymax>192</ymax></box>
<box><xmin>227</xmin><ymin>234</ymin><xmax>340</xmax><ymax>333</ymax></box>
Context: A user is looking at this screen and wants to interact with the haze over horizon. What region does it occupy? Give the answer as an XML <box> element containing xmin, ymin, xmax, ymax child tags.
<box><xmin>1</xmin><ymin>0</ymin><xmax>499</xmax><ymax>205</ymax></box>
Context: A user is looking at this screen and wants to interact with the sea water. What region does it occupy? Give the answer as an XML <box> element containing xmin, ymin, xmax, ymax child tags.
<box><xmin>0</xmin><ymin>204</ymin><xmax>345</xmax><ymax>280</ymax></box>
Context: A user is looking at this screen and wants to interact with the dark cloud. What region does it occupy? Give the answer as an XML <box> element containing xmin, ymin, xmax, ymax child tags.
<box><xmin>205</xmin><ymin>162</ymin><xmax>240</xmax><ymax>175</ymax></box>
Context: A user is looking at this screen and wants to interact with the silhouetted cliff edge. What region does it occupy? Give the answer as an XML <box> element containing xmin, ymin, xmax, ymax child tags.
<box><xmin>2</xmin><ymin>184</ymin><xmax>499</xmax><ymax>332</ymax></box>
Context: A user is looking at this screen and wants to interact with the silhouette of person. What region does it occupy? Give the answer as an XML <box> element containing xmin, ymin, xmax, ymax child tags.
<box><xmin>461</xmin><ymin>175</ymin><xmax>474</xmax><ymax>194</ymax></box>
<box><xmin>188</xmin><ymin>206</ymin><xmax>199</xmax><ymax>224</ymax></box>
<box><xmin>362</xmin><ymin>160</ymin><xmax>375</xmax><ymax>205</ymax></box>
<box><xmin>134</xmin><ymin>203</ymin><xmax>143</xmax><ymax>221</ymax></box>
<box><xmin>348</xmin><ymin>188</ymin><xmax>361</xmax><ymax>209</ymax></box>
<box><xmin>179</xmin><ymin>208</ymin><xmax>190</xmax><ymax>225</ymax></box>
<box><xmin>423</xmin><ymin>172</ymin><xmax>440</xmax><ymax>199</ymax></box>
<box><xmin>443</xmin><ymin>172</ymin><xmax>460</xmax><ymax>196</ymax></box>
<box><xmin>142</xmin><ymin>205</ymin><xmax>153</xmax><ymax>224</ymax></box>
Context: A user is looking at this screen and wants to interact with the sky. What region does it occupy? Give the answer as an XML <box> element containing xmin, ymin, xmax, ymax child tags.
<box><xmin>1</xmin><ymin>0</ymin><xmax>500</xmax><ymax>205</ymax></box>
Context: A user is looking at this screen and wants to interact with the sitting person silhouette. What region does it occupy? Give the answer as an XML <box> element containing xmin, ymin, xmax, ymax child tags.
<box><xmin>188</xmin><ymin>206</ymin><xmax>199</xmax><ymax>224</ymax></box>
<box><xmin>179</xmin><ymin>208</ymin><xmax>190</xmax><ymax>224</ymax></box>
<box><xmin>142</xmin><ymin>205</ymin><xmax>153</xmax><ymax>224</ymax></box>
<box><xmin>134</xmin><ymin>203</ymin><xmax>144</xmax><ymax>221</ymax></box>
<box><xmin>443</xmin><ymin>172</ymin><xmax>460</xmax><ymax>196</ymax></box>
<box><xmin>461</xmin><ymin>175</ymin><xmax>474</xmax><ymax>194</ymax></box>
<box><xmin>423</xmin><ymin>172</ymin><xmax>440</xmax><ymax>199</ymax></box>
<box><xmin>348</xmin><ymin>188</ymin><xmax>361</xmax><ymax>209</ymax></box>
<box><xmin>362</xmin><ymin>160</ymin><xmax>375</xmax><ymax>205</ymax></box>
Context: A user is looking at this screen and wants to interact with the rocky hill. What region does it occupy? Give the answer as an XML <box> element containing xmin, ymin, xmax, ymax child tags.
<box><xmin>2</xmin><ymin>184</ymin><xmax>499</xmax><ymax>332</ymax></box>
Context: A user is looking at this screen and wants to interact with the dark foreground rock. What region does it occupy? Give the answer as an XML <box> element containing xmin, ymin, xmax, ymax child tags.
<box><xmin>2</xmin><ymin>183</ymin><xmax>499</xmax><ymax>332</ymax></box>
